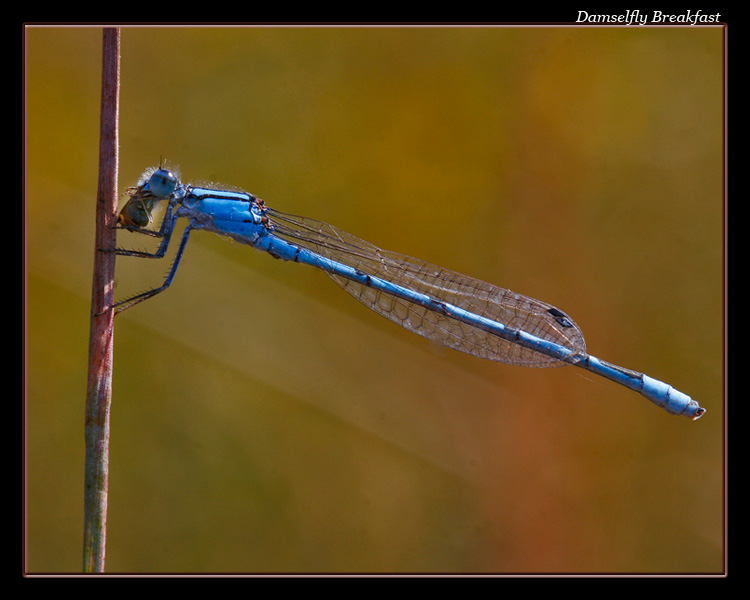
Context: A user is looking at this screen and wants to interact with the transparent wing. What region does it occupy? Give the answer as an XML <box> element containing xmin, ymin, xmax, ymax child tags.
<box><xmin>268</xmin><ymin>209</ymin><xmax>586</xmax><ymax>367</ymax></box>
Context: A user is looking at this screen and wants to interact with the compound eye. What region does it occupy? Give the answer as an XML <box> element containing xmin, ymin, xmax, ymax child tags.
<box><xmin>148</xmin><ymin>169</ymin><xmax>178</xmax><ymax>197</ymax></box>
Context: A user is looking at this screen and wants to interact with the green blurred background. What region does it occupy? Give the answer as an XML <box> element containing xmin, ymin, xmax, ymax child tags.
<box><xmin>25</xmin><ymin>25</ymin><xmax>723</xmax><ymax>574</ymax></box>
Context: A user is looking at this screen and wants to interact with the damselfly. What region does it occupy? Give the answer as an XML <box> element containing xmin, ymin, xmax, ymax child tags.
<box><xmin>108</xmin><ymin>167</ymin><xmax>705</xmax><ymax>420</ymax></box>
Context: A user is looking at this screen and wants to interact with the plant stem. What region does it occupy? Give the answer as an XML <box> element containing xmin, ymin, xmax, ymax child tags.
<box><xmin>83</xmin><ymin>27</ymin><xmax>120</xmax><ymax>574</ymax></box>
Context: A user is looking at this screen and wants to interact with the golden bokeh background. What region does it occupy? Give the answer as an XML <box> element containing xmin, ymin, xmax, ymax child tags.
<box><xmin>25</xmin><ymin>25</ymin><xmax>723</xmax><ymax>574</ymax></box>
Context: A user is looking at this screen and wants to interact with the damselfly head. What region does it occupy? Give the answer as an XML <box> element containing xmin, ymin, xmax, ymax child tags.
<box><xmin>147</xmin><ymin>169</ymin><xmax>179</xmax><ymax>198</ymax></box>
<box><xmin>117</xmin><ymin>167</ymin><xmax>179</xmax><ymax>229</ymax></box>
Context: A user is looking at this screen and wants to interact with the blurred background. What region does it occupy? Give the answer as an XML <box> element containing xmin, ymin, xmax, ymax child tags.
<box><xmin>25</xmin><ymin>25</ymin><xmax>723</xmax><ymax>574</ymax></box>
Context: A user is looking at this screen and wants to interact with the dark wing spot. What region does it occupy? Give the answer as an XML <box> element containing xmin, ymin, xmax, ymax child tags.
<box><xmin>547</xmin><ymin>307</ymin><xmax>574</xmax><ymax>328</ymax></box>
